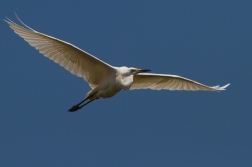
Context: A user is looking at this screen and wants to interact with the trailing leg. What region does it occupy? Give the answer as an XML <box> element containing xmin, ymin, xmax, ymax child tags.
<box><xmin>68</xmin><ymin>97</ymin><xmax>89</xmax><ymax>112</ymax></box>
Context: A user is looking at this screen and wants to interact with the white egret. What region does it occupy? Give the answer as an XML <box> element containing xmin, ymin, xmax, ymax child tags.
<box><xmin>5</xmin><ymin>14</ymin><xmax>230</xmax><ymax>112</ymax></box>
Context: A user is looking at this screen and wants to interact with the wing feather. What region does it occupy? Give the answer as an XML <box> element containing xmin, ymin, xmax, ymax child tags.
<box><xmin>130</xmin><ymin>73</ymin><xmax>230</xmax><ymax>91</ymax></box>
<box><xmin>5</xmin><ymin>16</ymin><xmax>115</xmax><ymax>88</ymax></box>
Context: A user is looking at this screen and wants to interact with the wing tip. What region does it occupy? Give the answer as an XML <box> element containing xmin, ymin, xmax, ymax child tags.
<box><xmin>4</xmin><ymin>17</ymin><xmax>12</xmax><ymax>24</ymax></box>
<box><xmin>212</xmin><ymin>83</ymin><xmax>230</xmax><ymax>91</ymax></box>
<box><xmin>4</xmin><ymin>12</ymin><xmax>35</xmax><ymax>31</ymax></box>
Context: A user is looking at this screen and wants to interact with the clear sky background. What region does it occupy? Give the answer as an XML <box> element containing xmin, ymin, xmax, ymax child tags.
<box><xmin>1</xmin><ymin>0</ymin><xmax>251</xmax><ymax>167</ymax></box>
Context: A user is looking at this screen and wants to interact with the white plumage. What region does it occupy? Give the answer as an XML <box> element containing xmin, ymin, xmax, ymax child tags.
<box><xmin>5</xmin><ymin>14</ymin><xmax>230</xmax><ymax>112</ymax></box>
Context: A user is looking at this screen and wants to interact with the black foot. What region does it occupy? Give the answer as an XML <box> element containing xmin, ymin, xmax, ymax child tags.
<box><xmin>68</xmin><ymin>105</ymin><xmax>81</xmax><ymax>112</ymax></box>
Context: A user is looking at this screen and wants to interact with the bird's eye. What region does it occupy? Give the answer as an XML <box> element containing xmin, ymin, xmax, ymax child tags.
<box><xmin>131</xmin><ymin>69</ymin><xmax>135</xmax><ymax>73</ymax></box>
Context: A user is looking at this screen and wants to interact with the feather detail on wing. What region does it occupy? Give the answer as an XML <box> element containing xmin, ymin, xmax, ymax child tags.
<box><xmin>130</xmin><ymin>73</ymin><xmax>230</xmax><ymax>91</ymax></box>
<box><xmin>5</xmin><ymin>15</ymin><xmax>114</xmax><ymax>88</ymax></box>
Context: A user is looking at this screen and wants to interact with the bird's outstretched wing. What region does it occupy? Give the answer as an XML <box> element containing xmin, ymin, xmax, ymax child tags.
<box><xmin>5</xmin><ymin>15</ymin><xmax>115</xmax><ymax>88</ymax></box>
<box><xmin>130</xmin><ymin>73</ymin><xmax>230</xmax><ymax>91</ymax></box>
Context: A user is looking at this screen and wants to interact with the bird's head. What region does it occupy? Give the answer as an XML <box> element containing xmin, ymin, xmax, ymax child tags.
<box><xmin>130</xmin><ymin>68</ymin><xmax>151</xmax><ymax>75</ymax></box>
<box><xmin>118</xmin><ymin>67</ymin><xmax>151</xmax><ymax>76</ymax></box>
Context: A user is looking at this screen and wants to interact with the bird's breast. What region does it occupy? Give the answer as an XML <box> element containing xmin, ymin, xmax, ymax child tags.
<box><xmin>117</xmin><ymin>74</ymin><xmax>133</xmax><ymax>90</ymax></box>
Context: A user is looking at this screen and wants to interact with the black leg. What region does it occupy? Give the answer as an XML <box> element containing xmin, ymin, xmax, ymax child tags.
<box><xmin>79</xmin><ymin>100</ymin><xmax>95</xmax><ymax>109</ymax></box>
<box><xmin>77</xmin><ymin>97</ymin><xmax>89</xmax><ymax>106</ymax></box>
<box><xmin>68</xmin><ymin>98</ymin><xmax>95</xmax><ymax>112</ymax></box>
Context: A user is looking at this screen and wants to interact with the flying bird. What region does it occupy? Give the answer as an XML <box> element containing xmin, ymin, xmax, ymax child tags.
<box><xmin>5</xmin><ymin>14</ymin><xmax>230</xmax><ymax>112</ymax></box>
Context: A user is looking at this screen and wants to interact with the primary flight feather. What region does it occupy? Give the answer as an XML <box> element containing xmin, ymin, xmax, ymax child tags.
<box><xmin>5</xmin><ymin>14</ymin><xmax>230</xmax><ymax>112</ymax></box>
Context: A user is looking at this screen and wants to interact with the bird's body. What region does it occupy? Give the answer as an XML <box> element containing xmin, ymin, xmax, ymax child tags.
<box><xmin>5</xmin><ymin>14</ymin><xmax>230</xmax><ymax>112</ymax></box>
<box><xmin>85</xmin><ymin>67</ymin><xmax>143</xmax><ymax>100</ymax></box>
<box><xmin>87</xmin><ymin>67</ymin><xmax>124</xmax><ymax>100</ymax></box>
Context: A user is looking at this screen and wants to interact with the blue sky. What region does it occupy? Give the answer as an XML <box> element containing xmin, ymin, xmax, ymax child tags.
<box><xmin>1</xmin><ymin>1</ymin><xmax>251</xmax><ymax>166</ymax></box>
